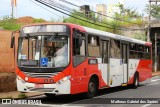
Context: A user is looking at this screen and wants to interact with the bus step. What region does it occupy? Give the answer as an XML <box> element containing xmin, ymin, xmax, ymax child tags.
<box><xmin>121</xmin><ymin>83</ymin><xmax>127</xmax><ymax>86</ymax></box>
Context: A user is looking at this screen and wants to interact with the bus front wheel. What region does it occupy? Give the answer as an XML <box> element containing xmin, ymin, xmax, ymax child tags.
<box><xmin>85</xmin><ymin>77</ymin><xmax>97</xmax><ymax>99</ymax></box>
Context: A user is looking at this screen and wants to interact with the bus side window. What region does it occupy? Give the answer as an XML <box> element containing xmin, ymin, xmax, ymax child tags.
<box><xmin>144</xmin><ymin>46</ymin><xmax>151</xmax><ymax>59</ymax></box>
<box><xmin>73</xmin><ymin>33</ymin><xmax>86</xmax><ymax>56</ymax></box>
<box><xmin>137</xmin><ymin>45</ymin><xmax>144</xmax><ymax>59</ymax></box>
<box><xmin>129</xmin><ymin>43</ymin><xmax>137</xmax><ymax>59</ymax></box>
<box><xmin>88</xmin><ymin>35</ymin><xmax>100</xmax><ymax>57</ymax></box>
<box><xmin>110</xmin><ymin>39</ymin><xmax>120</xmax><ymax>58</ymax></box>
<box><xmin>73</xmin><ymin>31</ymin><xmax>86</xmax><ymax>67</ymax></box>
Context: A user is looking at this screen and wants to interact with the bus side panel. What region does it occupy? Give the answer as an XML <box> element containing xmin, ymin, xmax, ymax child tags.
<box><xmin>87</xmin><ymin>60</ymin><xmax>105</xmax><ymax>88</ymax></box>
<box><xmin>109</xmin><ymin>58</ymin><xmax>123</xmax><ymax>87</ymax></box>
<box><xmin>136</xmin><ymin>60</ymin><xmax>152</xmax><ymax>82</ymax></box>
<box><xmin>70</xmin><ymin>58</ymin><xmax>106</xmax><ymax>94</ymax></box>
<box><xmin>128</xmin><ymin>59</ymin><xmax>152</xmax><ymax>84</ymax></box>
<box><xmin>97</xmin><ymin>58</ymin><xmax>109</xmax><ymax>88</ymax></box>
<box><xmin>128</xmin><ymin>59</ymin><xmax>140</xmax><ymax>84</ymax></box>
<box><xmin>70</xmin><ymin>59</ymin><xmax>89</xmax><ymax>94</ymax></box>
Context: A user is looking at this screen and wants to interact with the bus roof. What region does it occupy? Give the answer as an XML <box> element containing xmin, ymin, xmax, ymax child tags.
<box><xmin>22</xmin><ymin>23</ymin><xmax>152</xmax><ymax>46</ymax></box>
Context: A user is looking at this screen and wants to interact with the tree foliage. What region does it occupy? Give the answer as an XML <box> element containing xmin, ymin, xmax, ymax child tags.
<box><xmin>0</xmin><ymin>16</ymin><xmax>22</xmax><ymax>31</ymax></box>
<box><xmin>63</xmin><ymin>7</ymin><xmax>143</xmax><ymax>35</ymax></box>
<box><xmin>63</xmin><ymin>11</ymin><xmax>117</xmax><ymax>33</ymax></box>
<box><xmin>145</xmin><ymin>4</ymin><xmax>160</xmax><ymax>19</ymax></box>
<box><xmin>0</xmin><ymin>16</ymin><xmax>46</xmax><ymax>31</ymax></box>
<box><xmin>114</xmin><ymin>3</ymin><xmax>142</xmax><ymax>24</ymax></box>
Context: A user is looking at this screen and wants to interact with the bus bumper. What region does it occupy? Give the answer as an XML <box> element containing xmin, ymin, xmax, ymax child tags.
<box><xmin>16</xmin><ymin>76</ymin><xmax>71</xmax><ymax>95</ymax></box>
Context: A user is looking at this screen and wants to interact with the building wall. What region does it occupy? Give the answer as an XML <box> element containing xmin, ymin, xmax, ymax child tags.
<box><xmin>96</xmin><ymin>4</ymin><xmax>107</xmax><ymax>20</ymax></box>
<box><xmin>0</xmin><ymin>31</ymin><xmax>19</xmax><ymax>72</ymax></box>
<box><xmin>107</xmin><ymin>4</ymin><xmax>120</xmax><ymax>21</ymax></box>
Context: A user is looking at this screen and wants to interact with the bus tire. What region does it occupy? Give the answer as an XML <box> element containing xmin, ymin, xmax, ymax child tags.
<box><xmin>132</xmin><ymin>73</ymin><xmax>139</xmax><ymax>88</ymax></box>
<box><xmin>44</xmin><ymin>93</ymin><xmax>56</xmax><ymax>98</ymax></box>
<box><xmin>85</xmin><ymin>77</ymin><xmax>97</xmax><ymax>99</ymax></box>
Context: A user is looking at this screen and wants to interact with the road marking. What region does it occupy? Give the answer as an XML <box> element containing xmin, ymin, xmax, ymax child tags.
<box><xmin>141</xmin><ymin>104</ymin><xmax>151</xmax><ymax>107</ymax></box>
<box><xmin>151</xmin><ymin>79</ymin><xmax>160</xmax><ymax>82</ymax></box>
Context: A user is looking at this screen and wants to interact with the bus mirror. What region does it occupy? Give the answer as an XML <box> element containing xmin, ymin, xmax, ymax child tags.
<box><xmin>10</xmin><ymin>32</ymin><xmax>15</xmax><ymax>48</ymax></box>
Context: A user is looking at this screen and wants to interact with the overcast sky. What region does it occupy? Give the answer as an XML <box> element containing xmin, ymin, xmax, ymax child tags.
<box><xmin>0</xmin><ymin>0</ymin><xmax>149</xmax><ymax>21</ymax></box>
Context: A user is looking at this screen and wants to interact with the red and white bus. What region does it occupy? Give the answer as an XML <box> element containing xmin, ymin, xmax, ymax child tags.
<box><xmin>11</xmin><ymin>23</ymin><xmax>152</xmax><ymax>98</ymax></box>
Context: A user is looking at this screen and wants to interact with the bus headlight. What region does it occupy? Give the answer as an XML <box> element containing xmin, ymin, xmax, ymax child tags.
<box><xmin>57</xmin><ymin>76</ymin><xmax>71</xmax><ymax>84</ymax></box>
<box><xmin>17</xmin><ymin>76</ymin><xmax>25</xmax><ymax>84</ymax></box>
<box><xmin>25</xmin><ymin>77</ymin><xmax>28</xmax><ymax>81</ymax></box>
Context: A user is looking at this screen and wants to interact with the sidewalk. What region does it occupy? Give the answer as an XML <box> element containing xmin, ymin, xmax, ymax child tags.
<box><xmin>152</xmin><ymin>71</ymin><xmax>160</xmax><ymax>77</ymax></box>
<box><xmin>0</xmin><ymin>91</ymin><xmax>44</xmax><ymax>99</ymax></box>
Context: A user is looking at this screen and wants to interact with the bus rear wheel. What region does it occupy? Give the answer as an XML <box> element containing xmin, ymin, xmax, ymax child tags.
<box><xmin>132</xmin><ymin>73</ymin><xmax>139</xmax><ymax>88</ymax></box>
<box><xmin>85</xmin><ymin>77</ymin><xmax>97</xmax><ymax>99</ymax></box>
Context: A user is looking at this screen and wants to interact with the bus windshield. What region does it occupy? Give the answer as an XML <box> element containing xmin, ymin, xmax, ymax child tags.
<box><xmin>18</xmin><ymin>34</ymin><xmax>69</xmax><ymax>68</ymax></box>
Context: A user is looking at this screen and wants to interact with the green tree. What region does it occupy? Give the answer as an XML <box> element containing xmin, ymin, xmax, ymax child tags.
<box><xmin>33</xmin><ymin>18</ymin><xmax>46</xmax><ymax>23</ymax></box>
<box><xmin>145</xmin><ymin>4</ymin><xmax>160</xmax><ymax>19</ymax></box>
<box><xmin>0</xmin><ymin>16</ymin><xmax>22</xmax><ymax>31</ymax></box>
<box><xmin>63</xmin><ymin>10</ymin><xmax>120</xmax><ymax>33</ymax></box>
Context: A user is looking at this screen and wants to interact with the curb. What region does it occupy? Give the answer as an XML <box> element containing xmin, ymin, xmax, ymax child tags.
<box><xmin>0</xmin><ymin>92</ymin><xmax>44</xmax><ymax>99</ymax></box>
<box><xmin>152</xmin><ymin>73</ymin><xmax>160</xmax><ymax>77</ymax></box>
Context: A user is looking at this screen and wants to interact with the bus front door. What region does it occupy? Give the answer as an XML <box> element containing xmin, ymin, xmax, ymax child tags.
<box><xmin>121</xmin><ymin>43</ymin><xmax>129</xmax><ymax>84</ymax></box>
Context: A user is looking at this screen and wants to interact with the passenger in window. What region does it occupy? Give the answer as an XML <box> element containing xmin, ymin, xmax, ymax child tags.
<box><xmin>47</xmin><ymin>42</ymin><xmax>56</xmax><ymax>57</ymax></box>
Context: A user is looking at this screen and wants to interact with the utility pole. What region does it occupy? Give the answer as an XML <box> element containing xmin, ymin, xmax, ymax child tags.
<box><xmin>155</xmin><ymin>33</ymin><xmax>157</xmax><ymax>72</ymax></box>
<box><xmin>11</xmin><ymin>1</ymin><xmax>14</xmax><ymax>18</ymax></box>
<box><xmin>147</xmin><ymin>0</ymin><xmax>151</xmax><ymax>42</ymax></box>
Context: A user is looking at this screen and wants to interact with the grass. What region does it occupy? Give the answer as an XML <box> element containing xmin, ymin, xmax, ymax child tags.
<box><xmin>18</xmin><ymin>93</ymin><xmax>28</xmax><ymax>99</ymax></box>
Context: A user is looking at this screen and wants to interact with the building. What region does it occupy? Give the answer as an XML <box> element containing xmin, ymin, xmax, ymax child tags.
<box><xmin>107</xmin><ymin>4</ymin><xmax>120</xmax><ymax>20</ymax></box>
<box><xmin>150</xmin><ymin>20</ymin><xmax>160</xmax><ymax>71</ymax></box>
<box><xmin>107</xmin><ymin>0</ymin><xmax>125</xmax><ymax>21</ymax></box>
<box><xmin>96</xmin><ymin>4</ymin><xmax>107</xmax><ymax>21</ymax></box>
<box><xmin>80</xmin><ymin>5</ymin><xmax>92</xmax><ymax>18</ymax></box>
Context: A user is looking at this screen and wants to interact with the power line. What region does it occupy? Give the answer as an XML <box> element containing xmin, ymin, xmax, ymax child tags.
<box><xmin>34</xmin><ymin>0</ymin><xmax>146</xmax><ymax>31</ymax></box>
<box><xmin>42</xmin><ymin>0</ymin><xmax>123</xmax><ymax>29</ymax></box>
<box><xmin>35</xmin><ymin>0</ymin><xmax>125</xmax><ymax>31</ymax></box>
<box><xmin>28</xmin><ymin>0</ymin><xmax>63</xmax><ymax>18</ymax></box>
<box><xmin>58</xmin><ymin>0</ymin><xmax>143</xmax><ymax>25</ymax></box>
<box><xmin>44</xmin><ymin>0</ymin><xmax>146</xmax><ymax>30</ymax></box>
<box><xmin>42</xmin><ymin>0</ymin><xmax>129</xmax><ymax>30</ymax></box>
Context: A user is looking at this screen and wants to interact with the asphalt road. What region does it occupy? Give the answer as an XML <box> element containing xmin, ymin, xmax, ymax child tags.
<box><xmin>1</xmin><ymin>76</ymin><xmax>160</xmax><ymax>107</ymax></box>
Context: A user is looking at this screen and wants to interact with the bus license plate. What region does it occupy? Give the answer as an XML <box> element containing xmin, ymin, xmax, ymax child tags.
<box><xmin>35</xmin><ymin>84</ymin><xmax>44</xmax><ymax>88</ymax></box>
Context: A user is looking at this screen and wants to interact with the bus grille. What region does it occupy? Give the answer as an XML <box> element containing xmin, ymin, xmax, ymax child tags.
<box><xmin>24</xmin><ymin>72</ymin><xmax>59</xmax><ymax>78</ymax></box>
<box><xmin>29</xmin><ymin>88</ymin><xmax>55</xmax><ymax>92</ymax></box>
